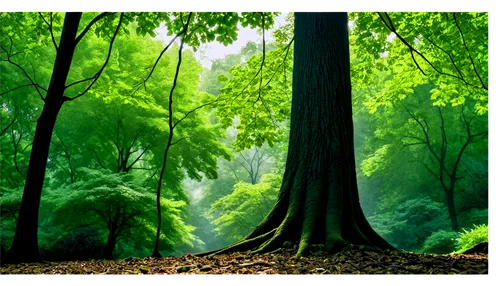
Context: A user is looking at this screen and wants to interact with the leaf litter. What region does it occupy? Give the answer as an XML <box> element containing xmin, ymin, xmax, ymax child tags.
<box><xmin>0</xmin><ymin>248</ymin><xmax>487</xmax><ymax>274</ymax></box>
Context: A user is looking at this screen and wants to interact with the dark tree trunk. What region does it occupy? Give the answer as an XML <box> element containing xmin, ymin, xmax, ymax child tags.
<box><xmin>446</xmin><ymin>190</ymin><xmax>459</xmax><ymax>231</ymax></box>
<box><xmin>103</xmin><ymin>229</ymin><xmax>118</xmax><ymax>260</ymax></box>
<box><xmin>6</xmin><ymin>13</ymin><xmax>82</xmax><ymax>263</ymax></box>
<box><xmin>205</xmin><ymin>12</ymin><xmax>393</xmax><ymax>257</ymax></box>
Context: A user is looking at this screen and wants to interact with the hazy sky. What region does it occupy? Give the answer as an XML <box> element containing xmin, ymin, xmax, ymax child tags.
<box><xmin>155</xmin><ymin>13</ymin><xmax>287</xmax><ymax>69</ymax></box>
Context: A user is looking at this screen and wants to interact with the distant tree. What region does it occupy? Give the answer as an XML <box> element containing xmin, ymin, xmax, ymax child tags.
<box><xmin>51</xmin><ymin>169</ymin><xmax>194</xmax><ymax>260</ymax></box>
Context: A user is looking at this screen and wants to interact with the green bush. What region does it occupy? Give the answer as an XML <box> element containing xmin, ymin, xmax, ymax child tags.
<box><xmin>367</xmin><ymin>197</ymin><xmax>450</xmax><ymax>251</ymax></box>
<box><xmin>455</xmin><ymin>224</ymin><xmax>488</xmax><ymax>253</ymax></box>
<box><xmin>419</xmin><ymin>230</ymin><xmax>458</xmax><ymax>254</ymax></box>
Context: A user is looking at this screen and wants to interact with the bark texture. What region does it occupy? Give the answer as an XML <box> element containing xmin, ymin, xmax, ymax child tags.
<box><xmin>205</xmin><ymin>12</ymin><xmax>394</xmax><ymax>257</ymax></box>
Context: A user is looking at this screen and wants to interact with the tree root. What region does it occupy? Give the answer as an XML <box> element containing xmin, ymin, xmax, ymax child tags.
<box><xmin>197</xmin><ymin>228</ymin><xmax>277</xmax><ymax>257</ymax></box>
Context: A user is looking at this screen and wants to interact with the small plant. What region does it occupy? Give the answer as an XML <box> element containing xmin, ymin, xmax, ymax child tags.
<box><xmin>455</xmin><ymin>224</ymin><xmax>488</xmax><ymax>254</ymax></box>
<box><xmin>419</xmin><ymin>230</ymin><xmax>458</xmax><ymax>254</ymax></box>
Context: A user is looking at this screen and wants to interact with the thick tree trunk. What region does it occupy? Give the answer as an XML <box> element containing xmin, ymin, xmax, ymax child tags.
<box><xmin>6</xmin><ymin>13</ymin><xmax>82</xmax><ymax>263</ymax></box>
<box><xmin>205</xmin><ymin>12</ymin><xmax>393</xmax><ymax>257</ymax></box>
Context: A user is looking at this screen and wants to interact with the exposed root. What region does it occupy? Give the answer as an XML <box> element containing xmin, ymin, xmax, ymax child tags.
<box><xmin>197</xmin><ymin>228</ymin><xmax>277</xmax><ymax>257</ymax></box>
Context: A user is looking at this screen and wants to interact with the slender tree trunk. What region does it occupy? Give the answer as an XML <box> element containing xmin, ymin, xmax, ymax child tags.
<box><xmin>6</xmin><ymin>13</ymin><xmax>82</xmax><ymax>263</ymax></box>
<box><xmin>446</xmin><ymin>189</ymin><xmax>459</xmax><ymax>231</ymax></box>
<box><xmin>103</xmin><ymin>229</ymin><xmax>118</xmax><ymax>260</ymax></box>
<box><xmin>204</xmin><ymin>12</ymin><xmax>393</xmax><ymax>257</ymax></box>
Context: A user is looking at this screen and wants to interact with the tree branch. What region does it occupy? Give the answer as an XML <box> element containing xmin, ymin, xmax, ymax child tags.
<box><xmin>171</xmin><ymin>136</ymin><xmax>189</xmax><ymax>146</ymax></box>
<box><xmin>89</xmin><ymin>148</ymin><xmax>107</xmax><ymax>169</ymax></box>
<box><xmin>75</xmin><ymin>12</ymin><xmax>114</xmax><ymax>45</ymax></box>
<box><xmin>64</xmin><ymin>13</ymin><xmax>124</xmax><ymax>101</ymax></box>
<box><xmin>377</xmin><ymin>12</ymin><xmax>485</xmax><ymax>91</ymax></box>
<box><xmin>133</xmin><ymin>12</ymin><xmax>192</xmax><ymax>93</ymax></box>
<box><xmin>453</xmin><ymin>13</ymin><xmax>487</xmax><ymax>90</ymax></box>
<box><xmin>0</xmin><ymin>83</ymin><xmax>46</xmax><ymax>97</ymax></box>
<box><xmin>254</xmin><ymin>12</ymin><xmax>266</xmax><ymax>105</ymax></box>
<box><xmin>38</xmin><ymin>12</ymin><xmax>59</xmax><ymax>52</ymax></box>
<box><xmin>0</xmin><ymin>42</ymin><xmax>47</xmax><ymax>101</ymax></box>
<box><xmin>172</xmin><ymin>100</ymin><xmax>217</xmax><ymax>130</ymax></box>
<box><xmin>125</xmin><ymin>145</ymin><xmax>150</xmax><ymax>172</ymax></box>
<box><xmin>0</xmin><ymin>117</ymin><xmax>16</xmax><ymax>137</ymax></box>
<box><xmin>417</xmin><ymin>160</ymin><xmax>440</xmax><ymax>185</ymax></box>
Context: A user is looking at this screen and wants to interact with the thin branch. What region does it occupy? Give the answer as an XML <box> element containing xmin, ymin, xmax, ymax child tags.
<box><xmin>89</xmin><ymin>148</ymin><xmax>107</xmax><ymax>169</ymax></box>
<box><xmin>453</xmin><ymin>13</ymin><xmax>487</xmax><ymax>90</ymax></box>
<box><xmin>263</xmin><ymin>36</ymin><xmax>294</xmax><ymax>89</ymax></box>
<box><xmin>377</xmin><ymin>12</ymin><xmax>485</xmax><ymax>91</ymax></box>
<box><xmin>0</xmin><ymin>43</ymin><xmax>47</xmax><ymax>101</ymax></box>
<box><xmin>171</xmin><ymin>137</ymin><xmax>189</xmax><ymax>146</ymax></box>
<box><xmin>143</xmin><ymin>168</ymin><xmax>159</xmax><ymax>187</ymax></box>
<box><xmin>132</xmin><ymin>33</ymin><xmax>183</xmax><ymax>93</ymax></box>
<box><xmin>234</xmin><ymin>158</ymin><xmax>252</xmax><ymax>175</ymax></box>
<box><xmin>438</xmin><ymin>107</ymin><xmax>451</xmax><ymax>179</ymax></box>
<box><xmin>38</xmin><ymin>12</ymin><xmax>59</xmax><ymax>52</ymax></box>
<box><xmin>0</xmin><ymin>118</ymin><xmax>16</xmax><ymax>137</ymax></box>
<box><xmin>53</xmin><ymin>132</ymin><xmax>75</xmax><ymax>183</ymax></box>
<box><xmin>254</xmin><ymin>12</ymin><xmax>266</xmax><ymax>104</ymax></box>
<box><xmin>400</xmin><ymin>102</ymin><xmax>441</xmax><ymax>163</ymax></box>
<box><xmin>0</xmin><ymin>83</ymin><xmax>46</xmax><ymax>97</ymax></box>
<box><xmin>125</xmin><ymin>145</ymin><xmax>150</xmax><ymax>172</ymax></box>
<box><xmin>133</xmin><ymin>12</ymin><xmax>192</xmax><ymax>93</ymax></box>
<box><xmin>65</xmin><ymin>13</ymin><xmax>124</xmax><ymax>101</ymax></box>
<box><xmin>424</xmin><ymin>35</ymin><xmax>465</xmax><ymax>80</ymax></box>
<box><xmin>403</xmin><ymin>142</ymin><xmax>427</xmax><ymax>147</ymax></box>
<box><xmin>417</xmin><ymin>161</ymin><xmax>440</xmax><ymax>185</ymax></box>
<box><xmin>228</xmin><ymin>165</ymin><xmax>240</xmax><ymax>181</ymax></box>
<box><xmin>75</xmin><ymin>12</ymin><xmax>114</xmax><ymax>45</ymax></box>
<box><xmin>172</xmin><ymin>100</ymin><xmax>217</xmax><ymax>129</ymax></box>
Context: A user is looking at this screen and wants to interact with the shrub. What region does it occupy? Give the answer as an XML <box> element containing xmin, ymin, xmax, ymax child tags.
<box><xmin>41</xmin><ymin>226</ymin><xmax>105</xmax><ymax>261</ymax></box>
<box><xmin>419</xmin><ymin>230</ymin><xmax>458</xmax><ymax>254</ymax></box>
<box><xmin>455</xmin><ymin>224</ymin><xmax>488</xmax><ymax>254</ymax></box>
<box><xmin>367</xmin><ymin>197</ymin><xmax>450</xmax><ymax>251</ymax></box>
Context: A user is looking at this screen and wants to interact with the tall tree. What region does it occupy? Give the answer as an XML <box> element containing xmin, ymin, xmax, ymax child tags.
<box><xmin>3</xmin><ymin>12</ymin><xmax>123</xmax><ymax>263</ymax></box>
<box><xmin>206</xmin><ymin>13</ymin><xmax>393</xmax><ymax>256</ymax></box>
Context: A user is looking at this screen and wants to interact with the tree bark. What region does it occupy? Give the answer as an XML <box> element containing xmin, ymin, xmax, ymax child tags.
<box><xmin>6</xmin><ymin>12</ymin><xmax>82</xmax><ymax>263</ymax></box>
<box><xmin>205</xmin><ymin>12</ymin><xmax>394</xmax><ymax>257</ymax></box>
<box><xmin>103</xmin><ymin>229</ymin><xmax>118</xmax><ymax>260</ymax></box>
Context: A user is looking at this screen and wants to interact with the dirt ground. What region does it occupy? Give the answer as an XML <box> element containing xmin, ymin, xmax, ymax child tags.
<box><xmin>0</xmin><ymin>248</ymin><xmax>488</xmax><ymax>274</ymax></box>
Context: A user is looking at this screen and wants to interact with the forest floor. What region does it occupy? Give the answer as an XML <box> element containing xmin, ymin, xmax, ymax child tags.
<box><xmin>0</xmin><ymin>248</ymin><xmax>488</xmax><ymax>274</ymax></box>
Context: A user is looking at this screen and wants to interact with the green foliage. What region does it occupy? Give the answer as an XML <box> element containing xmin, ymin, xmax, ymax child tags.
<box><xmin>419</xmin><ymin>230</ymin><xmax>458</xmax><ymax>254</ymax></box>
<box><xmin>455</xmin><ymin>224</ymin><xmax>488</xmax><ymax>254</ymax></box>
<box><xmin>209</xmin><ymin>173</ymin><xmax>281</xmax><ymax>242</ymax></box>
<box><xmin>351</xmin><ymin>12</ymin><xmax>488</xmax><ymax>114</ymax></box>
<box><xmin>50</xmin><ymin>168</ymin><xmax>194</xmax><ymax>258</ymax></box>
<box><xmin>368</xmin><ymin>197</ymin><xmax>450</xmax><ymax>251</ymax></box>
<box><xmin>458</xmin><ymin>208</ymin><xmax>488</xmax><ymax>229</ymax></box>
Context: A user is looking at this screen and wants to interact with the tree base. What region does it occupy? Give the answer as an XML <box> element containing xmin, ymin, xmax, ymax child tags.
<box><xmin>150</xmin><ymin>251</ymin><xmax>162</xmax><ymax>258</ymax></box>
<box><xmin>198</xmin><ymin>239</ymin><xmax>391</xmax><ymax>258</ymax></box>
